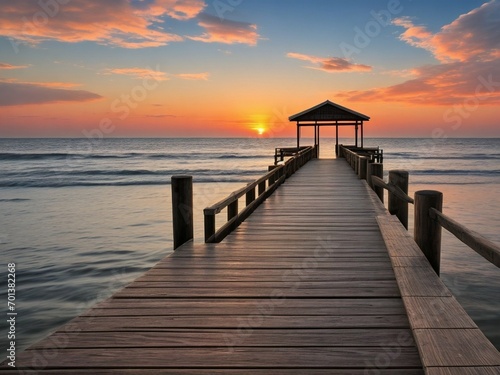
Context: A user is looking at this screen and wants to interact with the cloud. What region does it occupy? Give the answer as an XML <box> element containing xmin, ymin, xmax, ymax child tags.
<box><xmin>394</xmin><ymin>1</ymin><xmax>500</xmax><ymax>63</ymax></box>
<box><xmin>104</xmin><ymin>68</ymin><xmax>209</xmax><ymax>81</ymax></box>
<box><xmin>1</xmin><ymin>79</ymin><xmax>82</xmax><ymax>88</ymax></box>
<box><xmin>339</xmin><ymin>1</ymin><xmax>500</xmax><ymax>105</ymax></box>
<box><xmin>0</xmin><ymin>81</ymin><xmax>102</xmax><ymax>106</ymax></box>
<box><xmin>0</xmin><ymin>0</ymin><xmax>206</xmax><ymax>49</ymax></box>
<box><xmin>175</xmin><ymin>72</ymin><xmax>209</xmax><ymax>80</ymax></box>
<box><xmin>0</xmin><ymin>63</ymin><xmax>30</xmax><ymax>70</ymax></box>
<box><xmin>287</xmin><ymin>52</ymin><xmax>372</xmax><ymax>73</ymax></box>
<box><xmin>104</xmin><ymin>67</ymin><xmax>169</xmax><ymax>81</ymax></box>
<box><xmin>187</xmin><ymin>13</ymin><xmax>260</xmax><ymax>45</ymax></box>
<box><xmin>144</xmin><ymin>0</ymin><xmax>206</xmax><ymax>20</ymax></box>
<box><xmin>339</xmin><ymin>62</ymin><xmax>500</xmax><ymax>105</ymax></box>
<box><xmin>145</xmin><ymin>114</ymin><xmax>176</xmax><ymax>118</ymax></box>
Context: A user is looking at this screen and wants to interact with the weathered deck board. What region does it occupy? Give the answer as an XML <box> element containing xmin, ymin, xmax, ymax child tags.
<box><xmin>377</xmin><ymin>214</ymin><xmax>500</xmax><ymax>374</ymax></box>
<box><xmin>2</xmin><ymin>159</ymin><xmax>426</xmax><ymax>373</ymax></box>
<box><xmin>13</xmin><ymin>347</ymin><xmax>422</xmax><ymax>369</ymax></box>
<box><xmin>0</xmin><ymin>371</ymin><xmax>425</xmax><ymax>375</ymax></box>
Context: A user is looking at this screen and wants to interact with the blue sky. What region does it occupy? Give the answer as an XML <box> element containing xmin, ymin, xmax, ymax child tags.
<box><xmin>0</xmin><ymin>0</ymin><xmax>499</xmax><ymax>137</ymax></box>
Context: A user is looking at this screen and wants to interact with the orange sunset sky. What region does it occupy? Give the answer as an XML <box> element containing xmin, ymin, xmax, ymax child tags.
<box><xmin>0</xmin><ymin>0</ymin><xmax>499</xmax><ymax>138</ymax></box>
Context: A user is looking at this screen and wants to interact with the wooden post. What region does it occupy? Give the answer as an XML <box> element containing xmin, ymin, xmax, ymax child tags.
<box><xmin>335</xmin><ymin>125</ymin><xmax>339</xmax><ymax>156</ymax></box>
<box><xmin>296</xmin><ymin>124</ymin><xmax>300</xmax><ymax>149</ymax></box>
<box><xmin>268</xmin><ymin>165</ymin><xmax>277</xmax><ymax>184</ymax></box>
<box><xmin>258</xmin><ymin>181</ymin><xmax>266</xmax><ymax>196</ymax></box>
<box><xmin>361</xmin><ymin>122</ymin><xmax>364</xmax><ymax>148</ymax></box>
<box><xmin>314</xmin><ymin>126</ymin><xmax>318</xmax><ymax>147</ymax></box>
<box><xmin>414</xmin><ymin>190</ymin><xmax>443</xmax><ymax>275</ymax></box>
<box><xmin>359</xmin><ymin>156</ymin><xmax>368</xmax><ymax>180</ymax></box>
<box><xmin>246</xmin><ymin>187</ymin><xmax>255</xmax><ymax>206</ymax></box>
<box><xmin>171</xmin><ymin>176</ymin><xmax>193</xmax><ymax>250</ymax></box>
<box><xmin>388</xmin><ymin>170</ymin><xmax>409</xmax><ymax>229</ymax></box>
<box><xmin>368</xmin><ymin>163</ymin><xmax>384</xmax><ymax>203</ymax></box>
<box><xmin>317</xmin><ymin>125</ymin><xmax>320</xmax><ymax>157</ymax></box>
<box><xmin>355</xmin><ymin>123</ymin><xmax>358</xmax><ymax>148</ymax></box>
<box><xmin>204</xmin><ymin>213</ymin><xmax>215</xmax><ymax>243</ymax></box>
<box><xmin>227</xmin><ymin>199</ymin><xmax>238</xmax><ymax>221</ymax></box>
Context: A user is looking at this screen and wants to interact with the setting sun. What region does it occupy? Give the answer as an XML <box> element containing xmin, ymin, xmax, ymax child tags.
<box><xmin>1</xmin><ymin>1</ymin><xmax>499</xmax><ymax>139</ymax></box>
<box><xmin>251</xmin><ymin>124</ymin><xmax>266</xmax><ymax>135</ymax></box>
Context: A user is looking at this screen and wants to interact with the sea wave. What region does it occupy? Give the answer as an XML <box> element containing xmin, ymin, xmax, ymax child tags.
<box><xmin>2</xmin><ymin>168</ymin><xmax>262</xmax><ymax>177</ymax></box>
<box><xmin>411</xmin><ymin>169</ymin><xmax>500</xmax><ymax>176</ymax></box>
<box><xmin>0</xmin><ymin>177</ymin><xmax>256</xmax><ymax>188</ymax></box>
<box><xmin>0</xmin><ymin>152</ymin><xmax>271</xmax><ymax>161</ymax></box>
<box><xmin>388</xmin><ymin>152</ymin><xmax>500</xmax><ymax>160</ymax></box>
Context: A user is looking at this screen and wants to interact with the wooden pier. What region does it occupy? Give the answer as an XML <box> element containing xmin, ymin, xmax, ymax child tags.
<box><xmin>2</xmin><ymin>151</ymin><xmax>500</xmax><ymax>373</ymax></box>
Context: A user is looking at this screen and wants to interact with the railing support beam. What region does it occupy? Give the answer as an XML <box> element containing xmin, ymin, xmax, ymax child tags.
<box><xmin>172</xmin><ymin>175</ymin><xmax>193</xmax><ymax>250</ymax></box>
<box><xmin>204</xmin><ymin>146</ymin><xmax>315</xmax><ymax>243</ymax></box>
<box><xmin>368</xmin><ymin>163</ymin><xmax>384</xmax><ymax>202</ymax></box>
<box><xmin>388</xmin><ymin>170</ymin><xmax>409</xmax><ymax>229</ymax></box>
<box><xmin>358</xmin><ymin>156</ymin><xmax>368</xmax><ymax>180</ymax></box>
<box><xmin>414</xmin><ymin>190</ymin><xmax>443</xmax><ymax>275</ymax></box>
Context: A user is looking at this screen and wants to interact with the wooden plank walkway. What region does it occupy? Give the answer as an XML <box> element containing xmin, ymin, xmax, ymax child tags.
<box><xmin>3</xmin><ymin>159</ymin><xmax>426</xmax><ymax>373</ymax></box>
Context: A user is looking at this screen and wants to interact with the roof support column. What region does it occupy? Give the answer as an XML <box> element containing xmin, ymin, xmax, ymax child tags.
<box><xmin>296</xmin><ymin>123</ymin><xmax>300</xmax><ymax>149</ymax></box>
<box><xmin>317</xmin><ymin>124</ymin><xmax>320</xmax><ymax>158</ymax></box>
<box><xmin>355</xmin><ymin>122</ymin><xmax>359</xmax><ymax>148</ymax></box>
<box><xmin>361</xmin><ymin>121</ymin><xmax>364</xmax><ymax>148</ymax></box>
<box><xmin>335</xmin><ymin>124</ymin><xmax>339</xmax><ymax>156</ymax></box>
<box><xmin>314</xmin><ymin>124</ymin><xmax>317</xmax><ymax>147</ymax></box>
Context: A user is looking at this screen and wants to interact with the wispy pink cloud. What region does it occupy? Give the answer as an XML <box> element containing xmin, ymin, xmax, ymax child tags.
<box><xmin>0</xmin><ymin>62</ymin><xmax>30</xmax><ymax>70</ymax></box>
<box><xmin>0</xmin><ymin>0</ymin><xmax>206</xmax><ymax>49</ymax></box>
<box><xmin>175</xmin><ymin>72</ymin><xmax>209</xmax><ymax>80</ymax></box>
<box><xmin>145</xmin><ymin>0</ymin><xmax>206</xmax><ymax>21</ymax></box>
<box><xmin>394</xmin><ymin>1</ymin><xmax>500</xmax><ymax>63</ymax></box>
<box><xmin>145</xmin><ymin>114</ymin><xmax>177</xmax><ymax>118</ymax></box>
<box><xmin>338</xmin><ymin>62</ymin><xmax>500</xmax><ymax>105</ymax></box>
<box><xmin>187</xmin><ymin>13</ymin><xmax>260</xmax><ymax>45</ymax></box>
<box><xmin>104</xmin><ymin>68</ymin><xmax>209</xmax><ymax>81</ymax></box>
<box><xmin>287</xmin><ymin>52</ymin><xmax>372</xmax><ymax>73</ymax></box>
<box><xmin>104</xmin><ymin>67</ymin><xmax>169</xmax><ymax>81</ymax></box>
<box><xmin>339</xmin><ymin>1</ymin><xmax>500</xmax><ymax>105</ymax></box>
<box><xmin>0</xmin><ymin>80</ymin><xmax>102</xmax><ymax>106</ymax></box>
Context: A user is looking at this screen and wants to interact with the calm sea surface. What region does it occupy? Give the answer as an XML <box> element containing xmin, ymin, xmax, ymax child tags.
<box><xmin>1</xmin><ymin>138</ymin><xmax>499</xmax><ymax>352</ymax></box>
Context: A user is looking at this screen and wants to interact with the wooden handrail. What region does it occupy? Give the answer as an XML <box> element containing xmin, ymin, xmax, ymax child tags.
<box><xmin>339</xmin><ymin>144</ymin><xmax>383</xmax><ymax>163</ymax></box>
<box><xmin>370</xmin><ymin>175</ymin><xmax>500</xmax><ymax>270</ymax></box>
<box><xmin>371</xmin><ymin>176</ymin><xmax>414</xmax><ymax>204</ymax></box>
<box><xmin>430</xmin><ymin>208</ymin><xmax>500</xmax><ymax>268</ymax></box>
<box><xmin>204</xmin><ymin>167</ymin><xmax>281</xmax><ymax>215</ymax></box>
<box><xmin>205</xmin><ymin>146</ymin><xmax>315</xmax><ymax>216</ymax></box>
<box><xmin>339</xmin><ymin>142</ymin><xmax>499</xmax><ymax>274</ymax></box>
<box><xmin>204</xmin><ymin>145</ymin><xmax>316</xmax><ymax>243</ymax></box>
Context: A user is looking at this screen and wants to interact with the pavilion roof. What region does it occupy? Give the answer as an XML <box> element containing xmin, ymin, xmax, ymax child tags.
<box><xmin>289</xmin><ymin>100</ymin><xmax>370</xmax><ymax>122</ymax></box>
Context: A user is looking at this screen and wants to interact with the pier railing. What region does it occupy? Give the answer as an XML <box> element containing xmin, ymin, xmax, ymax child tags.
<box><xmin>339</xmin><ymin>145</ymin><xmax>500</xmax><ymax>274</ymax></box>
<box><xmin>274</xmin><ymin>146</ymin><xmax>314</xmax><ymax>165</ymax></box>
<box><xmin>203</xmin><ymin>145</ymin><xmax>317</xmax><ymax>243</ymax></box>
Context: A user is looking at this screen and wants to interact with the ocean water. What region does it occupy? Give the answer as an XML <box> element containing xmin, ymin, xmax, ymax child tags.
<box><xmin>0</xmin><ymin>137</ymin><xmax>499</xmax><ymax>353</ymax></box>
